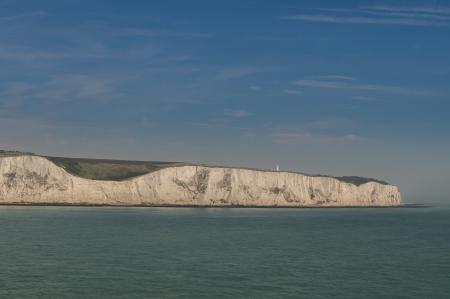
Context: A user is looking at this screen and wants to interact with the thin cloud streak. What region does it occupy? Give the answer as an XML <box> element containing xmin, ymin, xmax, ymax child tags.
<box><xmin>0</xmin><ymin>10</ymin><xmax>45</xmax><ymax>22</ymax></box>
<box><xmin>272</xmin><ymin>132</ymin><xmax>359</xmax><ymax>145</ymax></box>
<box><xmin>283</xmin><ymin>89</ymin><xmax>302</xmax><ymax>95</ymax></box>
<box><xmin>223</xmin><ymin>109</ymin><xmax>252</xmax><ymax>118</ymax></box>
<box><xmin>216</xmin><ymin>67</ymin><xmax>258</xmax><ymax>81</ymax></box>
<box><xmin>307</xmin><ymin>6</ymin><xmax>450</xmax><ymax>19</ymax></box>
<box><xmin>364</xmin><ymin>10</ymin><xmax>450</xmax><ymax>21</ymax></box>
<box><xmin>361</xmin><ymin>5</ymin><xmax>450</xmax><ymax>15</ymax></box>
<box><xmin>112</xmin><ymin>28</ymin><xmax>214</xmax><ymax>39</ymax></box>
<box><xmin>1</xmin><ymin>74</ymin><xmax>126</xmax><ymax>106</ymax></box>
<box><xmin>283</xmin><ymin>14</ymin><xmax>450</xmax><ymax>27</ymax></box>
<box><xmin>316</xmin><ymin>75</ymin><xmax>356</xmax><ymax>81</ymax></box>
<box><xmin>283</xmin><ymin>4</ymin><xmax>450</xmax><ymax>27</ymax></box>
<box><xmin>294</xmin><ymin>79</ymin><xmax>431</xmax><ymax>96</ymax></box>
<box><xmin>0</xmin><ymin>46</ymin><xmax>111</xmax><ymax>61</ymax></box>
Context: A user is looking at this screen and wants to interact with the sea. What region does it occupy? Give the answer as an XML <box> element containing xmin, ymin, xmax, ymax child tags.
<box><xmin>0</xmin><ymin>205</ymin><xmax>449</xmax><ymax>298</ymax></box>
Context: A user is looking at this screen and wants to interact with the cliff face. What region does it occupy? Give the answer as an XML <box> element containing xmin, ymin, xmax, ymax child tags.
<box><xmin>0</xmin><ymin>155</ymin><xmax>401</xmax><ymax>206</ymax></box>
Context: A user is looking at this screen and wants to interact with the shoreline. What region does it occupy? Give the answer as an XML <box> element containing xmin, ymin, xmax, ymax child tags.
<box><xmin>0</xmin><ymin>203</ymin><xmax>429</xmax><ymax>209</ymax></box>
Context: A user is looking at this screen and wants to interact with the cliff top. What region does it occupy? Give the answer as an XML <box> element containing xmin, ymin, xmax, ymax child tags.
<box><xmin>0</xmin><ymin>150</ymin><xmax>389</xmax><ymax>186</ymax></box>
<box><xmin>0</xmin><ymin>150</ymin><xmax>36</xmax><ymax>157</ymax></box>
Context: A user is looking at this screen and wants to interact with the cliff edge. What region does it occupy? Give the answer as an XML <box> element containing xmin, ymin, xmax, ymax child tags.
<box><xmin>0</xmin><ymin>155</ymin><xmax>401</xmax><ymax>207</ymax></box>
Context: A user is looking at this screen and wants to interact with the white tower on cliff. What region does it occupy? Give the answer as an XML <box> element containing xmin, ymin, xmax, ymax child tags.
<box><xmin>276</xmin><ymin>164</ymin><xmax>280</xmax><ymax>172</ymax></box>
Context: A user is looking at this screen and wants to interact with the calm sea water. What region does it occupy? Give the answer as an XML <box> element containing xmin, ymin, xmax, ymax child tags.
<box><xmin>0</xmin><ymin>205</ymin><xmax>449</xmax><ymax>298</ymax></box>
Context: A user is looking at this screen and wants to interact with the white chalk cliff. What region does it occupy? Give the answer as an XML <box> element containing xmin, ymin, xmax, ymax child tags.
<box><xmin>0</xmin><ymin>155</ymin><xmax>401</xmax><ymax>206</ymax></box>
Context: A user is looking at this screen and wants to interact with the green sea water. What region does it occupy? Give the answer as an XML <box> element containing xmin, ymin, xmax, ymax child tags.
<box><xmin>0</xmin><ymin>205</ymin><xmax>449</xmax><ymax>298</ymax></box>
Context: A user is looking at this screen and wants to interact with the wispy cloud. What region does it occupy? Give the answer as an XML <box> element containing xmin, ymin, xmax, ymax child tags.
<box><xmin>294</xmin><ymin>79</ymin><xmax>431</xmax><ymax>96</ymax></box>
<box><xmin>0</xmin><ymin>45</ymin><xmax>111</xmax><ymax>62</ymax></box>
<box><xmin>364</xmin><ymin>10</ymin><xmax>450</xmax><ymax>21</ymax></box>
<box><xmin>249</xmin><ymin>85</ymin><xmax>261</xmax><ymax>91</ymax></box>
<box><xmin>271</xmin><ymin>118</ymin><xmax>355</xmax><ymax>131</ymax></box>
<box><xmin>112</xmin><ymin>28</ymin><xmax>214</xmax><ymax>39</ymax></box>
<box><xmin>223</xmin><ymin>109</ymin><xmax>252</xmax><ymax>118</ymax></box>
<box><xmin>300</xmin><ymin>118</ymin><xmax>355</xmax><ymax>129</ymax></box>
<box><xmin>351</xmin><ymin>95</ymin><xmax>372</xmax><ymax>101</ymax></box>
<box><xmin>250</xmin><ymin>35</ymin><xmax>302</xmax><ymax>41</ymax></box>
<box><xmin>216</xmin><ymin>67</ymin><xmax>258</xmax><ymax>81</ymax></box>
<box><xmin>163</xmin><ymin>98</ymin><xmax>203</xmax><ymax>105</ymax></box>
<box><xmin>361</xmin><ymin>5</ymin><xmax>450</xmax><ymax>15</ymax></box>
<box><xmin>0</xmin><ymin>10</ymin><xmax>45</xmax><ymax>22</ymax></box>
<box><xmin>272</xmin><ymin>132</ymin><xmax>359</xmax><ymax>145</ymax></box>
<box><xmin>39</xmin><ymin>74</ymin><xmax>119</xmax><ymax>103</ymax></box>
<box><xmin>284</xmin><ymin>14</ymin><xmax>449</xmax><ymax>27</ymax></box>
<box><xmin>203</xmin><ymin>109</ymin><xmax>253</xmax><ymax>126</ymax></box>
<box><xmin>283</xmin><ymin>89</ymin><xmax>302</xmax><ymax>95</ymax></box>
<box><xmin>283</xmin><ymin>5</ymin><xmax>450</xmax><ymax>27</ymax></box>
<box><xmin>316</xmin><ymin>75</ymin><xmax>356</xmax><ymax>81</ymax></box>
<box><xmin>269</xmin><ymin>119</ymin><xmax>361</xmax><ymax>145</ymax></box>
<box><xmin>1</xmin><ymin>74</ymin><xmax>125</xmax><ymax>106</ymax></box>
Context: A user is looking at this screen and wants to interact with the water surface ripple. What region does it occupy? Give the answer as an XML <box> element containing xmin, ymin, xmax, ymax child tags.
<box><xmin>0</xmin><ymin>206</ymin><xmax>449</xmax><ymax>298</ymax></box>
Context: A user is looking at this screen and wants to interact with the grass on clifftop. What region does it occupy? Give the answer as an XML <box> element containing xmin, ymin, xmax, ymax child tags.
<box><xmin>43</xmin><ymin>157</ymin><xmax>390</xmax><ymax>185</ymax></box>
<box><xmin>46</xmin><ymin>157</ymin><xmax>186</xmax><ymax>181</ymax></box>
<box><xmin>0</xmin><ymin>149</ymin><xmax>389</xmax><ymax>185</ymax></box>
<box><xmin>0</xmin><ymin>150</ymin><xmax>35</xmax><ymax>157</ymax></box>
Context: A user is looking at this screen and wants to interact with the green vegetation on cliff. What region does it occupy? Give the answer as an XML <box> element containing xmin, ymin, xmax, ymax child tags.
<box><xmin>47</xmin><ymin>157</ymin><xmax>185</xmax><ymax>181</ymax></box>
<box><xmin>335</xmin><ymin>176</ymin><xmax>388</xmax><ymax>186</ymax></box>
<box><xmin>0</xmin><ymin>150</ymin><xmax>35</xmax><ymax>157</ymax></box>
<box><xmin>0</xmin><ymin>149</ymin><xmax>388</xmax><ymax>185</ymax></box>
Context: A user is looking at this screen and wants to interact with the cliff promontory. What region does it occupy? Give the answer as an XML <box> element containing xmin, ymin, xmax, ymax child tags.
<box><xmin>0</xmin><ymin>154</ymin><xmax>401</xmax><ymax>207</ymax></box>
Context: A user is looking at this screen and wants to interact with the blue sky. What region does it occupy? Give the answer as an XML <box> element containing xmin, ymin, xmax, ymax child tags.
<box><xmin>1</xmin><ymin>0</ymin><xmax>449</xmax><ymax>202</ymax></box>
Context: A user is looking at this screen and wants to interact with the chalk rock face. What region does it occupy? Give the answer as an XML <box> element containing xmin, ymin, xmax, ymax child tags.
<box><xmin>0</xmin><ymin>156</ymin><xmax>401</xmax><ymax>206</ymax></box>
